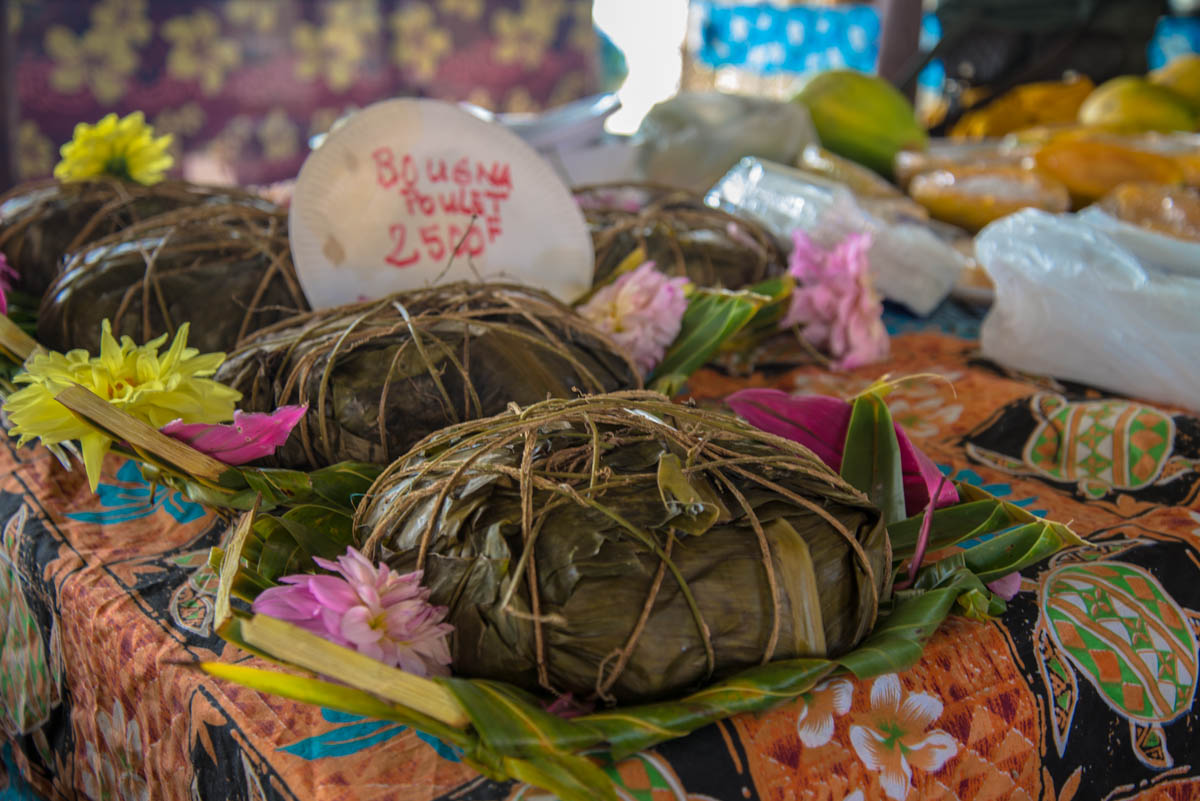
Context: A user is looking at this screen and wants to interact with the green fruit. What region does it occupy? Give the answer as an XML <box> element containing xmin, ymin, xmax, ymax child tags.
<box><xmin>1078</xmin><ymin>76</ymin><xmax>1196</xmax><ymax>133</ymax></box>
<box><xmin>792</xmin><ymin>70</ymin><xmax>928</xmax><ymax>177</ymax></box>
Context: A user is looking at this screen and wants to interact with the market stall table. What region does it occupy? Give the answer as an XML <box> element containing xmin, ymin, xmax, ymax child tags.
<box><xmin>3</xmin><ymin>316</ymin><xmax>1199</xmax><ymax>801</ymax></box>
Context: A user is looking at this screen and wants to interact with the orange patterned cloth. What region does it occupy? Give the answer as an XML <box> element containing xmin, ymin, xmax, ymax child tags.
<box><xmin>2</xmin><ymin>331</ymin><xmax>1199</xmax><ymax>801</ymax></box>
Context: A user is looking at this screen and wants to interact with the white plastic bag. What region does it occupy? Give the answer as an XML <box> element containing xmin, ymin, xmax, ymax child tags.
<box><xmin>977</xmin><ymin>210</ymin><xmax>1200</xmax><ymax>412</ymax></box>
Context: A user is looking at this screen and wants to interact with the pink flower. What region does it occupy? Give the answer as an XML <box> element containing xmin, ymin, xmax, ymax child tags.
<box><xmin>0</xmin><ymin>252</ymin><xmax>18</xmax><ymax>316</ymax></box>
<box><xmin>987</xmin><ymin>571</ymin><xmax>1022</xmax><ymax>600</ymax></box>
<box><xmin>578</xmin><ymin>261</ymin><xmax>689</xmax><ymax>375</ymax></box>
<box><xmin>726</xmin><ymin>388</ymin><xmax>958</xmax><ymax>517</ymax></box>
<box><xmin>782</xmin><ymin>232</ymin><xmax>888</xmax><ymax>371</ymax></box>
<box><xmin>161</xmin><ymin>405</ymin><xmax>307</xmax><ymax>464</ymax></box>
<box><xmin>251</xmin><ymin>546</ymin><xmax>454</xmax><ymax>677</ymax></box>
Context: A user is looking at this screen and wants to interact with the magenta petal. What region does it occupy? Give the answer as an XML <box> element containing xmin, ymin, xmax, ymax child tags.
<box><xmin>304</xmin><ymin>575</ymin><xmax>359</xmax><ymax>611</ymax></box>
<box><xmin>726</xmin><ymin>389</ymin><xmax>850</xmax><ymax>471</ymax></box>
<box><xmin>340</xmin><ymin>606</ymin><xmax>381</xmax><ymax>645</ymax></box>
<box><xmin>161</xmin><ymin>405</ymin><xmax>308</xmax><ymax>464</ymax></box>
<box><xmin>987</xmin><ymin>571</ymin><xmax>1022</xmax><ymax>600</ymax></box>
<box><xmin>728</xmin><ymin>388</ymin><xmax>959</xmax><ymax>518</ymax></box>
<box><xmin>896</xmin><ymin>433</ymin><xmax>959</xmax><ymax>516</ymax></box>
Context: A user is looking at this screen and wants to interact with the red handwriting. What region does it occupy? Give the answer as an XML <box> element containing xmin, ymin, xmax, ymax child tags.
<box><xmin>385</xmin><ymin>221</ymin><xmax>488</xmax><ymax>268</ymax></box>
<box><xmin>372</xmin><ymin>146</ymin><xmax>513</xmax><ymax>269</ymax></box>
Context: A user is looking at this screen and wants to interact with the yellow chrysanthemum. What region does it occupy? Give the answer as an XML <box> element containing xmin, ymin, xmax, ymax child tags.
<box><xmin>4</xmin><ymin>321</ymin><xmax>241</xmax><ymax>490</ymax></box>
<box><xmin>53</xmin><ymin>111</ymin><xmax>174</xmax><ymax>185</ymax></box>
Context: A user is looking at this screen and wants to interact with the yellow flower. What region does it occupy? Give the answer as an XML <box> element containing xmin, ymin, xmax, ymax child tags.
<box><xmin>391</xmin><ymin>5</ymin><xmax>451</xmax><ymax>84</ymax></box>
<box><xmin>4</xmin><ymin>321</ymin><xmax>241</xmax><ymax>491</ymax></box>
<box><xmin>224</xmin><ymin>0</ymin><xmax>279</xmax><ymax>33</ymax></box>
<box><xmin>54</xmin><ymin>111</ymin><xmax>174</xmax><ymax>185</ymax></box>
<box><xmin>257</xmin><ymin>108</ymin><xmax>300</xmax><ymax>162</ymax></box>
<box><xmin>153</xmin><ymin>103</ymin><xmax>208</xmax><ymax>163</ymax></box>
<box><xmin>438</xmin><ymin>0</ymin><xmax>482</xmax><ymax>21</ymax></box>
<box><xmin>464</xmin><ymin>87</ymin><xmax>495</xmax><ymax>111</ymax></box>
<box><xmin>17</xmin><ymin>121</ymin><xmax>55</xmax><ymax>180</ymax></box>
<box><xmin>327</xmin><ymin>0</ymin><xmax>381</xmax><ymax>36</ymax></box>
<box><xmin>44</xmin><ymin>24</ymin><xmax>138</xmax><ymax>104</ymax></box>
<box><xmin>163</xmin><ymin>10</ymin><xmax>242</xmax><ymax>95</ymax></box>
<box><xmin>292</xmin><ymin>22</ymin><xmax>368</xmax><ymax>92</ymax></box>
<box><xmin>493</xmin><ymin>1</ymin><xmax>560</xmax><ymax>70</ymax></box>
<box><xmin>91</xmin><ymin>0</ymin><xmax>153</xmax><ymax>47</ymax></box>
<box><xmin>568</xmin><ymin>0</ymin><xmax>596</xmax><ymax>53</ymax></box>
<box><xmin>504</xmin><ymin>87</ymin><xmax>540</xmax><ymax>114</ymax></box>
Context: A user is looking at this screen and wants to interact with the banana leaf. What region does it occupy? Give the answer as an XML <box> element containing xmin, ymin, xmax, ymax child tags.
<box><xmin>216</xmin><ymin>283</ymin><xmax>640</xmax><ymax>469</ymax></box>
<box><xmin>648</xmin><ymin>289</ymin><xmax>768</xmax><ymax>394</ymax></box>
<box><xmin>200</xmin><ymin>391</ymin><xmax>1081</xmax><ymax>801</ymax></box>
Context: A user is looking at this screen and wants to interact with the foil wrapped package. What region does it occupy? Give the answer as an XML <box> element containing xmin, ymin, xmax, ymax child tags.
<box><xmin>706</xmin><ymin>158</ymin><xmax>965</xmax><ymax>316</ymax></box>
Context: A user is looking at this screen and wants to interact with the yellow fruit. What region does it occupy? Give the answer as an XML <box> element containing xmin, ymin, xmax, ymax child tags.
<box><xmin>1078</xmin><ymin>76</ymin><xmax>1196</xmax><ymax>133</ymax></box>
<box><xmin>1149</xmin><ymin>54</ymin><xmax>1200</xmax><ymax>112</ymax></box>
<box><xmin>908</xmin><ymin>165</ymin><xmax>1070</xmax><ymax>231</ymax></box>
<box><xmin>1098</xmin><ymin>182</ymin><xmax>1200</xmax><ymax>242</ymax></box>
<box><xmin>1035</xmin><ymin>140</ymin><xmax>1184</xmax><ymax>206</ymax></box>
<box><xmin>793</xmin><ymin>70</ymin><xmax>928</xmax><ymax>177</ymax></box>
<box><xmin>951</xmin><ymin>76</ymin><xmax>1093</xmax><ymax>140</ymax></box>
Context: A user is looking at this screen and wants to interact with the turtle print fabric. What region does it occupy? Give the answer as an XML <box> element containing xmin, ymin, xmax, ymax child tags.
<box><xmin>1</xmin><ymin>331</ymin><xmax>1198</xmax><ymax>801</ymax></box>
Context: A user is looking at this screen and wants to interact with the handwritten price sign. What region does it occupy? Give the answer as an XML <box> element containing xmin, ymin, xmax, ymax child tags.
<box><xmin>371</xmin><ymin>149</ymin><xmax>509</xmax><ymax>268</ymax></box>
<box><xmin>288</xmin><ymin>99</ymin><xmax>593</xmax><ymax>309</ymax></box>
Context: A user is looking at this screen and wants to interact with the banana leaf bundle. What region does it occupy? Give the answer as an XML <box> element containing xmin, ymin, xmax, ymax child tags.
<box><xmin>356</xmin><ymin>392</ymin><xmax>889</xmax><ymax>703</ymax></box>
<box><xmin>574</xmin><ymin>182</ymin><xmax>786</xmax><ymax>288</ymax></box>
<box><xmin>37</xmin><ymin>201</ymin><xmax>308</xmax><ymax>355</ymax></box>
<box><xmin>215</xmin><ymin>284</ymin><xmax>641</xmax><ymax>470</ymax></box>
<box><xmin>0</xmin><ymin>178</ymin><xmax>277</xmax><ymax>298</ymax></box>
<box><xmin>203</xmin><ymin>388</ymin><xmax>1082</xmax><ymax>801</ymax></box>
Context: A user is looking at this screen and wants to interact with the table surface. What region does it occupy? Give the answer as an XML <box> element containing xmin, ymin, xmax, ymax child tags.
<box><xmin>3</xmin><ymin>312</ymin><xmax>1200</xmax><ymax>801</ymax></box>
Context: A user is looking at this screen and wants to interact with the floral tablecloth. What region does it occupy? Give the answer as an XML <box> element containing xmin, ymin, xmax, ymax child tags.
<box><xmin>8</xmin><ymin>0</ymin><xmax>600</xmax><ymax>188</ymax></box>
<box><xmin>2</xmin><ymin>317</ymin><xmax>1200</xmax><ymax>801</ymax></box>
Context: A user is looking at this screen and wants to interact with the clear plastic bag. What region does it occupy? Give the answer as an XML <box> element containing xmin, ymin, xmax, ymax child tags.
<box><xmin>977</xmin><ymin>210</ymin><xmax>1200</xmax><ymax>411</ymax></box>
<box><xmin>707</xmin><ymin>158</ymin><xmax>965</xmax><ymax>315</ymax></box>
<box><xmin>637</xmin><ymin>93</ymin><xmax>818</xmax><ymax>194</ymax></box>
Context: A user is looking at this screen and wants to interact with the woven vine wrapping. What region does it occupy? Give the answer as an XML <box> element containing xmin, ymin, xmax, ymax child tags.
<box><xmin>0</xmin><ymin>178</ymin><xmax>281</xmax><ymax>299</ymax></box>
<box><xmin>356</xmin><ymin>393</ymin><xmax>889</xmax><ymax>704</ymax></box>
<box><xmin>575</xmin><ymin>183</ymin><xmax>786</xmax><ymax>289</ymax></box>
<box><xmin>37</xmin><ymin>199</ymin><xmax>307</xmax><ymax>355</ymax></box>
<box><xmin>216</xmin><ymin>284</ymin><xmax>641</xmax><ymax>470</ymax></box>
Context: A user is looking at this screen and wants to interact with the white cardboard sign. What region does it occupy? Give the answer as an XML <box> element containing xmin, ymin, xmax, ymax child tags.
<box><xmin>288</xmin><ymin>99</ymin><xmax>593</xmax><ymax>308</ymax></box>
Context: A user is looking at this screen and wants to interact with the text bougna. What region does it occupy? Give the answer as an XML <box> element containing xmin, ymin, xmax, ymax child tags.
<box><xmin>372</xmin><ymin>146</ymin><xmax>513</xmax><ymax>268</ymax></box>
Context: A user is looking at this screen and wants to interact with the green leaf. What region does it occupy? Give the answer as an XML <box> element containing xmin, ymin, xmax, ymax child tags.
<box><xmin>580</xmin><ymin>658</ymin><xmax>832</xmax><ymax>758</ymax></box>
<box><xmin>960</xmin><ymin>521</ymin><xmax>1083</xmax><ymax>583</ymax></box>
<box><xmin>648</xmin><ymin>289</ymin><xmax>766</xmax><ymax>391</ymax></box>
<box><xmin>441</xmin><ymin>679</ymin><xmax>604</xmax><ymax>758</ymax></box>
<box><xmin>721</xmin><ymin>275</ymin><xmax>795</xmax><ymax>352</ymax></box>
<box><xmin>888</xmin><ymin>499</ymin><xmax>1014</xmax><ymax>559</ymax></box>
<box><xmin>197</xmin><ymin>660</ymin><xmax>471</xmax><ymax>749</ymax></box>
<box><xmin>309</xmin><ymin>462</ymin><xmax>384</xmax><ymax>508</ymax></box>
<box><xmin>840</xmin><ymin>393</ymin><xmax>905</xmax><ymax>525</ymax></box>
<box><xmin>839</xmin><ymin>567</ymin><xmax>984</xmax><ymax>678</ymax></box>
<box><xmin>272</xmin><ymin>513</ymin><xmax>352</xmax><ymax>564</ymax></box>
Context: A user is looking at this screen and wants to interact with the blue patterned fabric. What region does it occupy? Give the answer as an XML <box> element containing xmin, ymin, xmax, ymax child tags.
<box><xmin>692</xmin><ymin>2</ymin><xmax>1199</xmax><ymax>83</ymax></box>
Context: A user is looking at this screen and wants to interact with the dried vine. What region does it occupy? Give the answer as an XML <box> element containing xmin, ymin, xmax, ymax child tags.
<box><xmin>355</xmin><ymin>392</ymin><xmax>888</xmax><ymax>704</ymax></box>
<box><xmin>37</xmin><ymin>199</ymin><xmax>306</xmax><ymax>355</ymax></box>
<box><xmin>0</xmin><ymin>177</ymin><xmax>279</xmax><ymax>298</ymax></box>
<box><xmin>574</xmin><ymin>182</ymin><xmax>787</xmax><ymax>288</ymax></box>
<box><xmin>216</xmin><ymin>283</ymin><xmax>641</xmax><ymax>469</ymax></box>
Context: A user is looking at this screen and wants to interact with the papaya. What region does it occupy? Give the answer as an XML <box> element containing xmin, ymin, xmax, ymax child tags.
<box><xmin>951</xmin><ymin>76</ymin><xmax>1094</xmax><ymax>140</ymax></box>
<box><xmin>908</xmin><ymin>165</ymin><xmax>1070</xmax><ymax>231</ymax></box>
<box><xmin>1149</xmin><ymin>54</ymin><xmax>1200</xmax><ymax>113</ymax></box>
<box><xmin>1034</xmin><ymin>139</ymin><xmax>1184</xmax><ymax>206</ymax></box>
<box><xmin>795</xmin><ymin>144</ymin><xmax>906</xmax><ymax>199</ymax></box>
<box><xmin>1078</xmin><ymin>76</ymin><xmax>1196</xmax><ymax>133</ymax></box>
<box><xmin>1098</xmin><ymin>182</ymin><xmax>1200</xmax><ymax>242</ymax></box>
<box><xmin>792</xmin><ymin>70</ymin><xmax>928</xmax><ymax>178</ymax></box>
